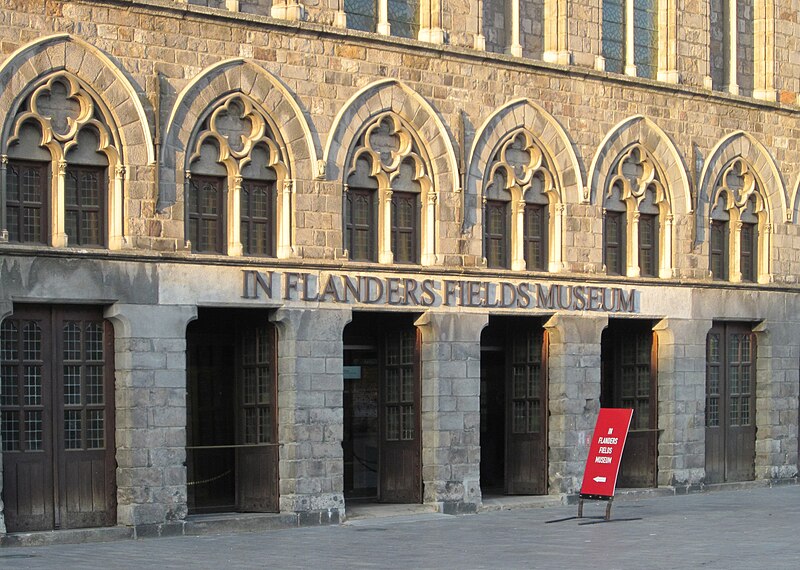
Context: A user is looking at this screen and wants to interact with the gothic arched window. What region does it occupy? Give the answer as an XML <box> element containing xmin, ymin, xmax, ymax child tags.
<box><xmin>602</xmin><ymin>145</ymin><xmax>671</xmax><ymax>278</ymax></box>
<box><xmin>483</xmin><ymin>131</ymin><xmax>557</xmax><ymax>271</ymax></box>
<box><xmin>709</xmin><ymin>158</ymin><xmax>767</xmax><ymax>283</ymax></box>
<box><xmin>185</xmin><ymin>94</ymin><xmax>289</xmax><ymax>257</ymax></box>
<box><xmin>2</xmin><ymin>73</ymin><xmax>123</xmax><ymax>248</ymax></box>
<box><xmin>343</xmin><ymin>114</ymin><xmax>433</xmax><ymax>265</ymax></box>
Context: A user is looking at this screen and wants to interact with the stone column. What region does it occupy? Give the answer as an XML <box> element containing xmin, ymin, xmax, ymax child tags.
<box><xmin>656</xmin><ymin>0</ymin><xmax>679</xmax><ymax>83</ymax></box>
<box><xmin>416</xmin><ymin>311</ymin><xmax>487</xmax><ymax>513</ymax></box>
<box><xmin>752</xmin><ymin>0</ymin><xmax>776</xmax><ymax>101</ymax></box>
<box><xmin>653</xmin><ymin>318</ymin><xmax>711</xmax><ymax>488</ymax></box>
<box><xmin>544</xmin><ymin>313</ymin><xmax>607</xmax><ymax>494</ymax></box>
<box><xmin>506</xmin><ymin>0</ymin><xmax>522</xmax><ymax>57</ymax></box>
<box><xmin>104</xmin><ymin>303</ymin><xmax>197</xmax><ymax>529</ymax></box>
<box><xmin>271</xmin><ymin>307</ymin><xmax>351</xmax><ymax>521</ymax></box>
<box><xmin>753</xmin><ymin>321</ymin><xmax>800</xmax><ymax>480</ymax></box>
<box><xmin>543</xmin><ymin>0</ymin><xmax>571</xmax><ymax>65</ymax></box>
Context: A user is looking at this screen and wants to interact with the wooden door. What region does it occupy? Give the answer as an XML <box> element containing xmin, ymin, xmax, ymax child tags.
<box><xmin>1</xmin><ymin>305</ymin><xmax>115</xmax><ymax>532</ymax></box>
<box><xmin>379</xmin><ymin>327</ymin><xmax>421</xmax><ymax>503</ymax></box>
<box><xmin>705</xmin><ymin>323</ymin><xmax>756</xmax><ymax>484</ymax></box>
<box><xmin>236</xmin><ymin>323</ymin><xmax>278</xmax><ymax>512</ymax></box>
<box><xmin>602</xmin><ymin>321</ymin><xmax>658</xmax><ymax>488</ymax></box>
<box><xmin>505</xmin><ymin>327</ymin><xmax>548</xmax><ymax>495</ymax></box>
<box><xmin>186</xmin><ymin>311</ymin><xmax>278</xmax><ymax>514</ymax></box>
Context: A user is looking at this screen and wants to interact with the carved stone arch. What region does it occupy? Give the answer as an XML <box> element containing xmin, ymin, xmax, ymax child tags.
<box><xmin>343</xmin><ymin>111</ymin><xmax>435</xmax><ymax>265</ymax></box>
<box><xmin>697</xmin><ymin>132</ymin><xmax>787</xmax><ymax>241</ymax></box>
<box><xmin>791</xmin><ymin>176</ymin><xmax>800</xmax><ymax>224</ymax></box>
<box><xmin>698</xmin><ymin>132</ymin><xmax>783</xmax><ymax>283</ymax></box>
<box><xmin>0</xmin><ymin>34</ymin><xmax>154</xmax><ymax>166</ymax></box>
<box><xmin>467</xmin><ymin>99</ymin><xmax>583</xmax><ymax>271</ymax></box>
<box><xmin>325</xmin><ymin>80</ymin><xmax>458</xmax><ymax>266</ymax></box>
<box><xmin>182</xmin><ymin>88</ymin><xmax>296</xmax><ymax>258</ymax></box>
<box><xmin>2</xmin><ymin>68</ymin><xmax>132</xmax><ymax>249</ymax></box>
<box><xmin>587</xmin><ymin>116</ymin><xmax>690</xmax><ymax>214</ymax></box>
<box><xmin>467</xmin><ymin>98</ymin><xmax>582</xmax><ymax>216</ymax></box>
<box><xmin>160</xmin><ymin>58</ymin><xmax>320</xmax><ymax>209</ymax></box>
<box><xmin>589</xmin><ymin>117</ymin><xmax>688</xmax><ymax>278</ymax></box>
<box><xmin>324</xmin><ymin>79</ymin><xmax>458</xmax><ymax>192</ymax></box>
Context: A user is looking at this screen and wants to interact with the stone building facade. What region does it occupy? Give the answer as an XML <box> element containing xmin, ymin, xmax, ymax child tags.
<box><xmin>0</xmin><ymin>0</ymin><xmax>799</xmax><ymax>535</ymax></box>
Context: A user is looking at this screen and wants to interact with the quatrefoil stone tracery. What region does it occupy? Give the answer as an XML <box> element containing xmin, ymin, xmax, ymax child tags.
<box><xmin>22</xmin><ymin>74</ymin><xmax>97</xmax><ymax>144</ymax></box>
<box><xmin>349</xmin><ymin>114</ymin><xmax>428</xmax><ymax>189</ymax></box>
<box><xmin>207</xmin><ymin>95</ymin><xmax>266</xmax><ymax>159</ymax></box>
<box><xmin>487</xmin><ymin>131</ymin><xmax>553</xmax><ymax>197</ymax></box>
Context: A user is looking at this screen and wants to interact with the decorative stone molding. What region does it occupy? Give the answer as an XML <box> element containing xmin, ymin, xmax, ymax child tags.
<box><xmin>186</xmin><ymin>92</ymin><xmax>292</xmax><ymax>258</ymax></box>
<box><xmin>468</xmin><ymin>99</ymin><xmax>582</xmax><ymax>269</ymax></box>
<box><xmin>696</xmin><ymin>131</ymin><xmax>786</xmax><ymax>247</ymax></box>
<box><xmin>4</xmin><ymin>72</ymin><xmax>125</xmax><ymax>249</ymax></box>
<box><xmin>603</xmin><ymin>143</ymin><xmax>673</xmax><ymax>277</ymax></box>
<box><xmin>708</xmin><ymin>157</ymin><xmax>771</xmax><ymax>283</ymax></box>
<box><xmin>345</xmin><ymin>113</ymin><xmax>435</xmax><ymax>265</ymax></box>
<box><xmin>161</xmin><ymin>59</ymin><xmax>320</xmax><ymax>211</ymax></box>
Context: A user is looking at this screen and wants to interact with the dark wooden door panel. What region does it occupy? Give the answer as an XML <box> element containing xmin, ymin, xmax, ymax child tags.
<box><xmin>237</xmin><ymin>446</ymin><xmax>278</xmax><ymax>512</ymax></box>
<box><xmin>601</xmin><ymin>321</ymin><xmax>657</xmax><ymax>488</ymax></box>
<box><xmin>1</xmin><ymin>305</ymin><xmax>115</xmax><ymax>532</ymax></box>
<box><xmin>705</xmin><ymin>323</ymin><xmax>756</xmax><ymax>484</ymax></box>
<box><xmin>617</xmin><ymin>430</ymin><xmax>657</xmax><ymax>488</ymax></box>
<box><xmin>379</xmin><ymin>327</ymin><xmax>421</xmax><ymax>503</ymax></box>
<box><xmin>187</xmin><ymin>312</ymin><xmax>279</xmax><ymax>514</ymax></box>
<box><xmin>505</xmin><ymin>326</ymin><xmax>547</xmax><ymax>495</ymax></box>
<box><xmin>380</xmin><ymin>445</ymin><xmax>420</xmax><ymax>502</ymax></box>
<box><xmin>62</xmin><ymin>455</ymin><xmax>115</xmax><ymax>528</ymax></box>
<box><xmin>3</xmin><ymin>459</ymin><xmax>53</xmax><ymax>532</ymax></box>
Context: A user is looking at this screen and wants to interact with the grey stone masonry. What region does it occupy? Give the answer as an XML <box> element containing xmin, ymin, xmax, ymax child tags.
<box><xmin>105</xmin><ymin>304</ymin><xmax>198</xmax><ymax>528</ymax></box>
<box><xmin>754</xmin><ymin>321</ymin><xmax>800</xmax><ymax>480</ymax></box>
<box><xmin>416</xmin><ymin>311</ymin><xmax>487</xmax><ymax>512</ymax></box>
<box><xmin>544</xmin><ymin>313</ymin><xmax>607</xmax><ymax>494</ymax></box>
<box><xmin>654</xmin><ymin>318</ymin><xmax>712</xmax><ymax>488</ymax></box>
<box><xmin>271</xmin><ymin>307</ymin><xmax>351</xmax><ymax>517</ymax></box>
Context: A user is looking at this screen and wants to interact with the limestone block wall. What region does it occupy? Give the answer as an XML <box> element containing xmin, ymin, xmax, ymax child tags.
<box><xmin>106</xmin><ymin>304</ymin><xmax>198</xmax><ymax>527</ymax></box>
<box><xmin>417</xmin><ymin>312</ymin><xmax>486</xmax><ymax>511</ymax></box>
<box><xmin>654</xmin><ymin>318</ymin><xmax>710</xmax><ymax>488</ymax></box>
<box><xmin>2</xmin><ymin>2</ymin><xmax>800</xmax><ymax>279</ymax></box>
<box><xmin>272</xmin><ymin>307</ymin><xmax>350</xmax><ymax>517</ymax></box>
<box><xmin>544</xmin><ymin>314</ymin><xmax>607</xmax><ymax>494</ymax></box>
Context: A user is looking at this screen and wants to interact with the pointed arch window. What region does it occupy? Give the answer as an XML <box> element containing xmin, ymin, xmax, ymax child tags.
<box><xmin>483</xmin><ymin>130</ymin><xmax>558</xmax><ymax>272</ymax></box>
<box><xmin>709</xmin><ymin>159</ymin><xmax>767</xmax><ymax>283</ymax></box>
<box><xmin>345</xmin><ymin>157</ymin><xmax>378</xmax><ymax>262</ymax></box>
<box><xmin>602</xmin><ymin>145</ymin><xmax>671</xmax><ymax>278</ymax></box>
<box><xmin>343</xmin><ymin>114</ymin><xmax>433</xmax><ymax>265</ymax></box>
<box><xmin>185</xmin><ymin>94</ymin><xmax>290</xmax><ymax>257</ymax></box>
<box><xmin>2</xmin><ymin>74</ymin><xmax>123</xmax><ymax>249</ymax></box>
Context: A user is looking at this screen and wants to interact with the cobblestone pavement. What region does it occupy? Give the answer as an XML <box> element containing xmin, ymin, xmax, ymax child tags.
<box><xmin>2</xmin><ymin>486</ymin><xmax>799</xmax><ymax>570</ymax></box>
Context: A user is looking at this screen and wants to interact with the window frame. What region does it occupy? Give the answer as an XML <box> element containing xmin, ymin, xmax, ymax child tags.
<box><xmin>604</xmin><ymin>209</ymin><xmax>626</xmax><ymax>276</ymax></box>
<box><xmin>6</xmin><ymin>160</ymin><xmax>49</xmax><ymax>245</ymax></box>
<box><xmin>240</xmin><ymin>178</ymin><xmax>276</xmax><ymax>257</ymax></box>
<box><xmin>64</xmin><ymin>164</ymin><xmax>107</xmax><ymax>248</ymax></box>
<box><xmin>345</xmin><ymin>186</ymin><xmax>378</xmax><ymax>262</ymax></box>
<box><xmin>523</xmin><ymin>202</ymin><xmax>548</xmax><ymax>271</ymax></box>
<box><xmin>390</xmin><ymin>190</ymin><xmax>420</xmax><ymax>264</ymax></box>
<box><xmin>709</xmin><ymin>219</ymin><xmax>729</xmax><ymax>281</ymax></box>
<box><xmin>187</xmin><ymin>174</ymin><xmax>225</xmax><ymax>255</ymax></box>
<box><xmin>484</xmin><ymin>199</ymin><xmax>510</xmax><ymax>269</ymax></box>
<box><xmin>638</xmin><ymin>212</ymin><xmax>659</xmax><ymax>277</ymax></box>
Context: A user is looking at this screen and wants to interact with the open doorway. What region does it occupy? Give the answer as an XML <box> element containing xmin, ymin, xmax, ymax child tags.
<box><xmin>601</xmin><ymin>318</ymin><xmax>658</xmax><ymax>488</ymax></box>
<box><xmin>480</xmin><ymin>316</ymin><xmax>548</xmax><ymax>496</ymax></box>
<box><xmin>343</xmin><ymin>312</ymin><xmax>421</xmax><ymax>504</ymax></box>
<box><xmin>186</xmin><ymin>308</ymin><xmax>278</xmax><ymax>514</ymax></box>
